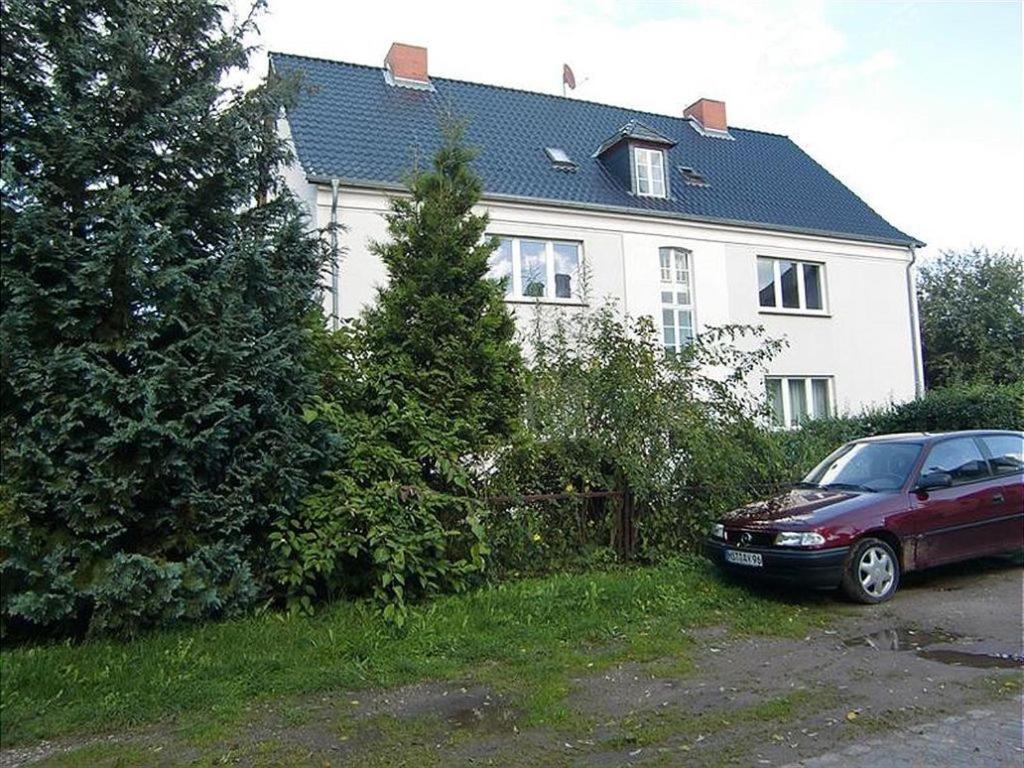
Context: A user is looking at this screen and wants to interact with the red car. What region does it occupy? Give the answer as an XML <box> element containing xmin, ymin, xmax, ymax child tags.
<box><xmin>705</xmin><ymin>430</ymin><xmax>1024</xmax><ymax>603</ymax></box>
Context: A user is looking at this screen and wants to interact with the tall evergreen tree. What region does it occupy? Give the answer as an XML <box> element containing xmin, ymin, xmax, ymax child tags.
<box><xmin>362</xmin><ymin>124</ymin><xmax>525</xmax><ymax>472</ymax></box>
<box><xmin>271</xmin><ymin>126</ymin><xmax>524</xmax><ymax>622</ymax></box>
<box><xmin>1</xmin><ymin>1</ymin><xmax>326</xmax><ymax>636</ymax></box>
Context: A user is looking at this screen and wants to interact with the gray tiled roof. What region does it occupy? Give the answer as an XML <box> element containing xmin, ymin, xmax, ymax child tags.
<box><xmin>272</xmin><ymin>53</ymin><xmax>922</xmax><ymax>247</ymax></box>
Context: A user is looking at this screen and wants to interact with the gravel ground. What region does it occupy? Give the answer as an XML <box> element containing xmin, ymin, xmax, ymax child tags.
<box><xmin>780</xmin><ymin>695</ymin><xmax>1024</xmax><ymax>768</ymax></box>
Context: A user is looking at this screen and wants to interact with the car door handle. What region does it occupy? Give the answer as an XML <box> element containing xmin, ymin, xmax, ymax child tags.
<box><xmin>992</xmin><ymin>493</ymin><xmax>1005</xmax><ymax>504</ymax></box>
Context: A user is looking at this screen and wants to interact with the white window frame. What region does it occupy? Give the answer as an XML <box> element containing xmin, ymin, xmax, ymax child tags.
<box><xmin>634</xmin><ymin>147</ymin><xmax>667</xmax><ymax>198</ymax></box>
<box><xmin>487</xmin><ymin>236</ymin><xmax>584</xmax><ymax>304</ymax></box>
<box><xmin>756</xmin><ymin>256</ymin><xmax>828</xmax><ymax>314</ymax></box>
<box><xmin>765</xmin><ymin>376</ymin><xmax>835</xmax><ymax>428</ymax></box>
<box><xmin>659</xmin><ymin>247</ymin><xmax>696</xmax><ymax>354</ymax></box>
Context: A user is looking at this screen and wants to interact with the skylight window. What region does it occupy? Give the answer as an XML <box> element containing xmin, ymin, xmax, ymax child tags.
<box><xmin>544</xmin><ymin>147</ymin><xmax>577</xmax><ymax>171</ymax></box>
<box><xmin>679</xmin><ymin>166</ymin><xmax>709</xmax><ymax>186</ymax></box>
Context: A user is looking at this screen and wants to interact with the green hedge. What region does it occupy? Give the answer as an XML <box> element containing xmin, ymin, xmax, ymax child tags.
<box><xmin>880</xmin><ymin>383</ymin><xmax>1024</xmax><ymax>432</ymax></box>
<box><xmin>773</xmin><ymin>383</ymin><xmax>1024</xmax><ymax>477</ymax></box>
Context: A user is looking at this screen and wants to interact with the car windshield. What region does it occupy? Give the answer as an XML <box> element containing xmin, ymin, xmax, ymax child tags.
<box><xmin>803</xmin><ymin>441</ymin><xmax>922</xmax><ymax>492</ymax></box>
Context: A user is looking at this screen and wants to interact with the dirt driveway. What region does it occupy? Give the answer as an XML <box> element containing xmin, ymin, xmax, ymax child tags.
<box><xmin>7</xmin><ymin>556</ymin><xmax>1023</xmax><ymax>768</ymax></box>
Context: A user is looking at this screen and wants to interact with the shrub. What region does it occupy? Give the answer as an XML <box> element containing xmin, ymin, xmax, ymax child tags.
<box><xmin>768</xmin><ymin>416</ymin><xmax>878</xmax><ymax>477</ymax></box>
<box><xmin>497</xmin><ymin>300</ymin><xmax>1023</xmax><ymax>561</ymax></box>
<box><xmin>491</xmin><ymin>302</ymin><xmax>787</xmax><ymax>559</ymax></box>
<box><xmin>772</xmin><ymin>382</ymin><xmax>1024</xmax><ymax>477</ymax></box>
<box><xmin>480</xmin><ymin>496</ymin><xmax>618</xmax><ymax>578</ymax></box>
<box><xmin>0</xmin><ymin>1</ymin><xmax>326</xmax><ymax>638</ymax></box>
<box><xmin>882</xmin><ymin>382</ymin><xmax>1024</xmax><ymax>432</ymax></box>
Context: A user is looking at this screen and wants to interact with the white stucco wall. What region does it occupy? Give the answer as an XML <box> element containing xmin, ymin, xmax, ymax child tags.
<box><xmin>296</xmin><ymin>182</ymin><xmax>919</xmax><ymax>415</ymax></box>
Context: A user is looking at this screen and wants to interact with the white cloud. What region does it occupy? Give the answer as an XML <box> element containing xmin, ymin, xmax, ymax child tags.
<box><xmin>237</xmin><ymin>0</ymin><xmax>1022</xmax><ymax>258</ymax></box>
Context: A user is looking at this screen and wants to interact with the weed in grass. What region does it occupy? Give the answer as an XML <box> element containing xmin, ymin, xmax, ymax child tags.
<box><xmin>280</xmin><ymin>704</ymin><xmax>314</xmax><ymax>728</ymax></box>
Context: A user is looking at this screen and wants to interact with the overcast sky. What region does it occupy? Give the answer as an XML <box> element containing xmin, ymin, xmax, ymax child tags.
<box><xmin>239</xmin><ymin>0</ymin><xmax>1023</xmax><ymax>260</ymax></box>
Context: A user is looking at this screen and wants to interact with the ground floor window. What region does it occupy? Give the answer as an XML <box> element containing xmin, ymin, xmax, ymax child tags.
<box><xmin>765</xmin><ymin>376</ymin><xmax>833</xmax><ymax>427</ymax></box>
<box><xmin>486</xmin><ymin>236</ymin><xmax>581</xmax><ymax>301</ymax></box>
<box><xmin>659</xmin><ymin>247</ymin><xmax>694</xmax><ymax>354</ymax></box>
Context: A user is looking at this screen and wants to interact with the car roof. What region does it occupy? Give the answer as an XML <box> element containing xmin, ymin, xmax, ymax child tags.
<box><xmin>855</xmin><ymin>429</ymin><xmax>1023</xmax><ymax>445</ymax></box>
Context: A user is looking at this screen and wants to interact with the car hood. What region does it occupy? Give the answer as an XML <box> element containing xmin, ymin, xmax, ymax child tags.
<box><xmin>722</xmin><ymin>488</ymin><xmax>876</xmax><ymax>527</ymax></box>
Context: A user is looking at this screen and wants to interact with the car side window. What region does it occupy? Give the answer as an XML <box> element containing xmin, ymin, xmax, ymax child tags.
<box><xmin>980</xmin><ymin>435</ymin><xmax>1024</xmax><ymax>477</ymax></box>
<box><xmin>920</xmin><ymin>438</ymin><xmax>991</xmax><ymax>485</ymax></box>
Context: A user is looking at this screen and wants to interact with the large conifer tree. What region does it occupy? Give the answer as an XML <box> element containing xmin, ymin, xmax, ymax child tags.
<box><xmin>271</xmin><ymin>126</ymin><xmax>524</xmax><ymax>622</ymax></box>
<box><xmin>362</xmin><ymin>125</ymin><xmax>525</xmax><ymax>471</ymax></box>
<box><xmin>1</xmin><ymin>1</ymin><xmax>325</xmax><ymax>636</ymax></box>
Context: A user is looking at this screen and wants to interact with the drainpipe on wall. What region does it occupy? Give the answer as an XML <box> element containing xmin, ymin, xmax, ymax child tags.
<box><xmin>329</xmin><ymin>178</ymin><xmax>341</xmax><ymax>331</ymax></box>
<box><xmin>906</xmin><ymin>245</ymin><xmax>925</xmax><ymax>398</ymax></box>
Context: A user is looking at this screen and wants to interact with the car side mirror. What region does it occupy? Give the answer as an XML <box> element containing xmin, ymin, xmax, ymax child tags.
<box><xmin>917</xmin><ymin>471</ymin><xmax>952</xmax><ymax>491</ymax></box>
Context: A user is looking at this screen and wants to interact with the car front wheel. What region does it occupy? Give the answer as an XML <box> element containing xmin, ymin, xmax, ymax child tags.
<box><xmin>841</xmin><ymin>537</ymin><xmax>900</xmax><ymax>603</ymax></box>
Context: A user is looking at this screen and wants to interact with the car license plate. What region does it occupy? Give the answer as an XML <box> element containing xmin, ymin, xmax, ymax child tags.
<box><xmin>725</xmin><ymin>550</ymin><xmax>763</xmax><ymax>567</ymax></box>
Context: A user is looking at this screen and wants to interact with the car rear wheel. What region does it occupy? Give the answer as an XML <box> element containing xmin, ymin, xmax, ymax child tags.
<box><xmin>841</xmin><ymin>537</ymin><xmax>900</xmax><ymax>604</ymax></box>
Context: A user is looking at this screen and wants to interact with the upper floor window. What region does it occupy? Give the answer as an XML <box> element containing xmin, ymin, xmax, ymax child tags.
<box><xmin>634</xmin><ymin>147</ymin><xmax>666</xmax><ymax>198</ymax></box>
<box><xmin>757</xmin><ymin>256</ymin><xmax>825</xmax><ymax>312</ymax></box>
<box><xmin>487</xmin><ymin>236</ymin><xmax>581</xmax><ymax>302</ymax></box>
<box><xmin>766</xmin><ymin>376</ymin><xmax>833</xmax><ymax>427</ymax></box>
<box><xmin>659</xmin><ymin>247</ymin><xmax>694</xmax><ymax>354</ymax></box>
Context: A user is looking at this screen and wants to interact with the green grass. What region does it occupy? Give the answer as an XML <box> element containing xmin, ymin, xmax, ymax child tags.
<box><xmin>1</xmin><ymin>557</ymin><xmax>832</xmax><ymax>748</ymax></box>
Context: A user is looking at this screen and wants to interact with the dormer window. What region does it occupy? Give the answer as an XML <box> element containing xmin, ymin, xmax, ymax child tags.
<box><xmin>594</xmin><ymin>120</ymin><xmax>676</xmax><ymax>199</ymax></box>
<box><xmin>634</xmin><ymin>147</ymin><xmax>666</xmax><ymax>197</ymax></box>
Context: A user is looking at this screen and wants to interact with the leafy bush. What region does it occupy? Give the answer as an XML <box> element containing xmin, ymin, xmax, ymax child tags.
<box><xmin>882</xmin><ymin>382</ymin><xmax>1024</xmax><ymax>432</ymax></box>
<box><xmin>271</xmin><ymin>376</ymin><xmax>491</xmax><ymax>622</ymax></box>
<box><xmin>1</xmin><ymin>1</ymin><xmax>326</xmax><ymax>638</ymax></box>
<box><xmin>483</xmin><ymin>496</ymin><xmax>619</xmax><ymax>578</ymax></box>
<box><xmin>271</xmin><ymin>126</ymin><xmax>524</xmax><ymax>624</ymax></box>
<box><xmin>491</xmin><ymin>302</ymin><xmax>787</xmax><ymax>558</ymax></box>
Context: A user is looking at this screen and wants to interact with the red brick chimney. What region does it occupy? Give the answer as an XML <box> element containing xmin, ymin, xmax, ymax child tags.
<box><xmin>684</xmin><ymin>98</ymin><xmax>727</xmax><ymax>132</ymax></box>
<box><xmin>385</xmin><ymin>42</ymin><xmax>428</xmax><ymax>84</ymax></box>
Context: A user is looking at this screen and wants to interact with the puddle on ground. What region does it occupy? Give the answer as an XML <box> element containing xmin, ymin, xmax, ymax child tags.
<box><xmin>843</xmin><ymin>627</ymin><xmax>1023</xmax><ymax>669</ymax></box>
<box><xmin>917</xmin><ymin>649</ymin><xmax>1024</xmax><ymax>669</ymax></box>
<box><xmin>447</xmin><ymin>705</ymin><xmax>520</xmax><ymax>734</ymax></box>
<box><xmin>843</xmin><ymin>627</ymin><xmax>964</xmax><ymax>651</ymax></box>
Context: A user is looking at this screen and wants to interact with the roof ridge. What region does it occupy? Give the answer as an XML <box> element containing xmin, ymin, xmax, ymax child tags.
<box><xmin>267</xmin><ymin>50</ymin><xmax>790</xmax><ymax>139</ymax></box>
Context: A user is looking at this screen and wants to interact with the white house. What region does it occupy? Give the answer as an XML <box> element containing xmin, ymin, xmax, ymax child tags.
<box><xmin>273</xmin><ymin>43</ymin><xmax>925</xmax><ymax>426</ymax></box>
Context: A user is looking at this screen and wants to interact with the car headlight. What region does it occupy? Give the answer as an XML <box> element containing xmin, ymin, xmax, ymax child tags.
<box><xmin>711</xmin><ymin>523</ymin><xmax>725</xmax><ymax>540</ymax></box>
<box><xmin>773</xmin><ymin>531</ymin><xmax>826</xmax><ymax>547</ymax></box>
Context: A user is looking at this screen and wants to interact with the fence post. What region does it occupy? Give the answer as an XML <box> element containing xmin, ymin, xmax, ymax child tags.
<box><xmin>611</xmin><ymin>488</ymin><xmax>636</xmax><ymax>560</ymax></box>
<box><xmin>623</xmin><ymin>488</ymin><xmax>635</xmax><ymax>559</ymax></box>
